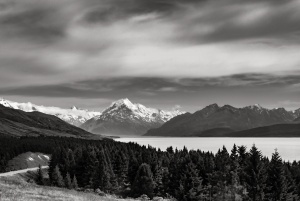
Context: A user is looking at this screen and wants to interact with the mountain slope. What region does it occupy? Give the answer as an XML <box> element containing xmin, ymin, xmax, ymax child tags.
<box><xmin>80</xmin><ymin>98</ymin><xmax>184</xmax><ymax>136</ymax></box>
<box><xmin>0</xmin><ymin>104</ymin><xmax>100</xmax><ymax>139</ymax></box>
<box><xmin>0</xmin><ymin>98</ymin><xmax>100</xmax><ymax>126</ymax></box>
<box><xmin>145</xmin><ymin>104</ymin><xmax>300</xmax><ymax>137</ymax></box>
<box><xmin>225</xmin><ymin>124</ymin><xmax>300</xmax><ymax>137</ymax></box>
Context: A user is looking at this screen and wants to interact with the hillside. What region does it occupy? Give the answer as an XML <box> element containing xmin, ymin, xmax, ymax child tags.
<box><xmin>225</xmin><ymin>123</ymin><xmax>300</xmax><ymax>137</ymax></box>
<box><xmin>145</xmin><ymin>104</ymin><xmax>300</xmax><ymax>137</ymax></box>
<box><xmin>0</xmin><ymin>105</ymin><xmax>101</xmax><ymax>139</ymax></box>
<box><xmin>0</xmin><ymin>175</ymin><xmax>137</xmax><ymax>201</ymax></box>
<box><xmin>5</xmin><ymin>152</ymin><xmax>50</xmax><ymax>172</ymax></box>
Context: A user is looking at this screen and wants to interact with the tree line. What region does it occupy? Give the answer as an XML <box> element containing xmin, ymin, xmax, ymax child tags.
<box><xmin>1</xmin><ymin>136</ymin><xmax>300</xmax><ymax>200</ymax></box>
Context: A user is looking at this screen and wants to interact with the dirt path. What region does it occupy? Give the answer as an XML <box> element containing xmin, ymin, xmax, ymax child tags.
<box><xmin>0</xmin><ymin>166</ymin><xmax>48</xmax><ymax>177</ymax></box>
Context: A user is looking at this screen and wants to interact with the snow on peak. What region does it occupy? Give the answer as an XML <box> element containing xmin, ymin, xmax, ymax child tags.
<box><xmin>0</xmin><ymin>98</ymin><xmax>101</xmax><ymax>126</ymax></box>
<box><xmin>110</xmin><ymin>98</ymin><xmax>135</xmax><ymax>109</ymax></box>
<box><xmin>247</xmin><ymin>104</ymin><xmax>265</xmax><ymax>110</ymax></box>
<box><xmin>101</xmin><ymin>98</ymin><xmax>185</xmax><ymax>123</ymax></box>
<box><xmin>253</xmin><ymin>104</ymin><xmax>263</xmax><ymax>109</ymax></box>
<box><xmin>71</xmin><ymin>106</ymin><xmax>78</xmax><ymax>110</ymax></box>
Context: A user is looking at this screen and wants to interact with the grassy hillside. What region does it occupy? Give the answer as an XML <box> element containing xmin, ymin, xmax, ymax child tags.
<box><xmin>0</xmin><ymin>175</ymin><xmax>135</xmax><ymax>201</ymax></box>
<box><xmin>0</xmin><ymin>170</ymin><xmax>173</xmax><ymax>201</ymax></box>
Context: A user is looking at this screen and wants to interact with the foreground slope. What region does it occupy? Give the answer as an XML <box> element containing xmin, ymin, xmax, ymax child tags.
<box><xmin>81</xmin><ymin>98</ymin><xmax>184</xmax><ymax>136</ymax></box>
<box><xmin>0</xmin><ymin>105</ymin><xmax>100</xmax><ymax>139</ymax></box>
<box><xmin>0</xmin><ymin>175</ymin><xmax>136</xmax><ymax>201</ymax></box>
<box><xmin>145</xmin><ymin>104</ymin><xmax>300</xmax><ymax>136</ymax></box>
<box><xmin>0</xmin><ymin>98</ymin><xmax>100</xmax><ymax>126</ymax></box>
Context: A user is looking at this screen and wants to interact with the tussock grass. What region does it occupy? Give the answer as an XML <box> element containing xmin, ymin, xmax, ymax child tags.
<box><xmin>0</xmin><ymin>175</ymin><xmax>135</xmax><ymax>201</ymax></box>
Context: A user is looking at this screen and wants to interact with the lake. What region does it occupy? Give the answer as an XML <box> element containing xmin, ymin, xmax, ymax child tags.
<box><xmin>115</xmin><ymin>137</ymin><xmax>300</xmax><ymax>162</ymax></box>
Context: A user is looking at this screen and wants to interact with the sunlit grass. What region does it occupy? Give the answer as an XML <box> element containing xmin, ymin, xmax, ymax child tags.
<box><xmin>0</xmin><ymin>175</ymin><xmax>135</xmax><ymax>201</ymax></box>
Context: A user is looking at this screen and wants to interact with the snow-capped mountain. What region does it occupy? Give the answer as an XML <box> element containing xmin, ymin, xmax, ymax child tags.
<box><xmin>0</xmin><ymin>98</ymin><xmax>101</xmax><ymax>126</ymax></box>
<box><xmin>80</xmin><ymin>98</ymin><xmax>185</xmax><ymax>136</ymax></box>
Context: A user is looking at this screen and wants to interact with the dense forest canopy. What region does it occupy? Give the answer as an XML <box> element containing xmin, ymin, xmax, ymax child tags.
<box><xmin>1</xmin><ymin>136</ymin><xmax>300</xmax><ymax>201</ymax></box>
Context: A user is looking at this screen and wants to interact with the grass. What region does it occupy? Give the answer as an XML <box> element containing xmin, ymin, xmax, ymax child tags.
<box><xmin>0</xmin><ymin>175</ymin><xmax>136</xmax><ymax>201</ymax></box>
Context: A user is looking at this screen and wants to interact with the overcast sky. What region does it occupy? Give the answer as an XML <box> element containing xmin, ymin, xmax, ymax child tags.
<box><xmin>0</xmin><ymin>0</ymin><xmax>300</xmax><ymax>112</ymax></box>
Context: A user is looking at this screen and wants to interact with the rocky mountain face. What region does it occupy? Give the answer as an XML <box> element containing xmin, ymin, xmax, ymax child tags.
<box><xmin>145</xmin><ymin>104</ymin><xmax>300</xmax><ymax>137</ymax></box>
<box><xmin>80</xmin><ymin>98</ymin><xmax>184</xmax><ymax>136</ymax></box>
<box><xmin>0</xmin><ymin>98</ymin><xmax>100</xmax><ymax>126</ymax></box>
<box><xmin>0</xmin><ymin>104</ymin><xmax>100</xmax><ymax>139</ymax></box>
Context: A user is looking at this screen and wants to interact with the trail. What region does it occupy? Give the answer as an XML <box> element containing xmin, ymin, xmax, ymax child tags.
<box><xmin>0</xmin><ymin>166</ymin><xmax>48</xmax><ymax>177</ymax></box>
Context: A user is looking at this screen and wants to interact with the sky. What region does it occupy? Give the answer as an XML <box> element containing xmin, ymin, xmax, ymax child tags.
<box><xmin>0</xmin><ymin>0</ymin><xmax>300</xmax><ymax>112</ymax></box>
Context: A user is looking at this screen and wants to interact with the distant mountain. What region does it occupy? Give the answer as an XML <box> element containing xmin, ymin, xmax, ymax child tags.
<box><xmin>145</xmin><ymin>104</ymin><xmax>300</xmax><ymax>137</ymax></box>
<box><xmin>295</xmin><ymin>116</ymin><xmax>300</xmax><ymax>122</ymax></box>
<box><xmin>80</xmin><ymin>98</ymin><xmax>184</xmax><ymax>136</ymax></box>
<box><xmin>0</xmin><ymin>98</ymin><xmax>100</xmax><ymax>126</ymax></box>
<box><xmin>292</xmin><ymin>108</ymin><xmax>300</xmax><ymax>118</ymax></box>
<box><xmin>0</xmin><ymin>104</ymin><xmax>100</xmax><ymax>139</ymax></box>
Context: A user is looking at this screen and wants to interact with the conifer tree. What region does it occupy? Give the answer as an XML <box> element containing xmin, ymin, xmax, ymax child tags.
<box><xmin>71</xmin><ymin>175</ymin><xmax>78</xmax><ymax>189</ymax></box>
<box><xmin>229</xmin><ymin>144</ymin><xmax>240</xmax><ymax>201</ymax></box>
<box><xmin>51</xmin><ymin>165</ymin><xmax>64</xmax><ymax>187</ymax></box>
<box><xmin>283</xmin><ymin>165</ymin><xmax>299</xmax><ymax>201</ymax></box>
<box><xmin>128</xmin><ymin>156</ymin><xmax>139</xmax><ymax>185</ymax></box>
<box><xmin>265</xmin><ymin>150</ymin><xmax>287</xmax><ymax>201</ymax></box>
<box><xmin>245</xmin><ymin>145</ymin><xmax>267</xmax><ymax>201</ymax></box>
<box><xmin>65</xmin><ymin>172</ymin><xmax>72</xmax><ymax>189</ymax></box>
<box><xmin>132</xmin><ymin>163</ymin><xmax>154</xmax><ymax>199</ymax></box>
<box><xmin>36</xmin><ymin>164</ymin><xmax>44</xmax><ymax>185</ymax></box>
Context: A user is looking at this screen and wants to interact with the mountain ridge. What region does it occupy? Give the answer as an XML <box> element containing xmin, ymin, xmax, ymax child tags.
<box><xmin>145</xmin><ymin>103</ymin><xmax>300</xmax><ymax>137</ymax></box>
<box><xmin>0</xmin><ymin>104</ymin><xmax>101</xmax><ymax>139</ymax></box>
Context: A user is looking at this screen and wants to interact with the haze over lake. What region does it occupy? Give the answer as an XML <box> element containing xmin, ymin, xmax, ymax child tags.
<box><xmin>116</xmin><ymin>137</ymin><xmax>300</xmax><ymax>162</ymax></box>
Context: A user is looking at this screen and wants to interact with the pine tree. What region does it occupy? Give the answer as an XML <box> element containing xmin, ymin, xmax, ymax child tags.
<box><xmin>229</xmin><ymin>144</ymin><xmax>241</xmax><ymax>200</ymax></box>
<box><xmin>283</xmin><ymin>165</ymin><xmax>299</xmax><ymax>201</ymax></box>
<box><xmin>71</xmin><ymin>175</ymin><xmax>79</xmax><ymax>189</ymax></box>
<box><xmin>36</xmin><ymin>164</ymin><xmax>44</xmax><ymax>185</ymax></box>
<box><xmin>245</xmin><ymin>145</ymin><xmax>267</xmax><ymax>201</ymax></box>
<box><xmin>238</xmin><ymin>145</ymin><xmax>248</xmax><ymax>186</ymax></box>
<box><xmin>65</xmin><ymin>172</ymin><xmax>72</xmax><ymax>189</ymax></box>
<box><xmin>51</xmin><ymin>165</ymin><xmax>65</xmax><ymax>187</ymax></box>
<box><xmin>132</xmin><ymin>163</ymin><xmax>154</xmax><ymax>199</ymax></box>
<box><xmin>265</xmin><ymin>150</ymin><xmax>287</xmax><ymax>201</ymax></box>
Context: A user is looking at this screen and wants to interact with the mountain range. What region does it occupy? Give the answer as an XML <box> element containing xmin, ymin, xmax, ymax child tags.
<box><xmin>0</xmin><ymin>97</ymin><xmax>184</xmax><ymax>136</ymax></box>
<box><xmin>145</xmin><ymin>104</ymin><xmax>300</xmax><ymax>137</ymax></box>
<box><xmin>0</xmin><ymin>104</ymin><xmax>100</xmax><ymax>139</ymax></box>
<box><xmin>1</xmin><ymin>97</ymin><xmax>300</xmax><ymax>137</ymax></box>
<box><xmin>0</xmin><ymin>98</ymin><xmax>100</xmax><ymax>127</ymax></box>
<box><xmin>80</xmin><ymin>98</ymin><xmax>184</xmax><ymax>136</ymax></box>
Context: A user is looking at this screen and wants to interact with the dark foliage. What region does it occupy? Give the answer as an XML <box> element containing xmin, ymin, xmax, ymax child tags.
<box><xmin>1</xmin><ymin>136</ymin><xmax>300</xmax><ymax>200</ymax></box>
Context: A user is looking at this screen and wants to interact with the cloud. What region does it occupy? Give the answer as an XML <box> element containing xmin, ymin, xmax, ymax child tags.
<box><xmin>1</xmin><ymin>0</ymin><xmax>300</xmax><ymax>90</ymax></box>
<box><xmin>1</xmin><ymin>73</ymin><xmax>300</xmax><ymax>98</ymax></box>
<box><xmin>173</xmin><ymin>0</ymin><xmax>300</xmax><ymax>44</ymax></box>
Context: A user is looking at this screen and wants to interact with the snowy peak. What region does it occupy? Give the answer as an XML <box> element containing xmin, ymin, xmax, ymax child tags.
<box><xmin>101</xmin><ymin>98</ymin><xmax>184</xmax><ymax>123</ymax></box>
<box><xmin>245</xmin><ymin>104</ymin><xmax>266</xmax><ymax>111</ymax></box>
<box><xmin>0</xmin><ymin>98</ymin><xmax>101</xmax><ymax>126</ymax></box>
<box><xmin>71</xmin><ymin>106</ymin><xmax>78</xmax><ymax>110</ymax></box>
<box><xmin>110</xmin><ymin>98</ymin><xmax>134</xmax><ymax>108</ymax></box>
<box><xmin>80</xmin><ymin>98</ymin><xmax>185</xmax><ymax>136</ymax></box>
<box><xmin>249</xmin><ymin>104</ymin><xmax>263</xmax><ymax>110</ymax></box>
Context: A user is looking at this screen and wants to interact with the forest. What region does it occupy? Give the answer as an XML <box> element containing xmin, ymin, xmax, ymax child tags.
<box><xmin>1</xmin><ymin>135</ymin><xmax>300</xmax><ymax>201</ymax></box>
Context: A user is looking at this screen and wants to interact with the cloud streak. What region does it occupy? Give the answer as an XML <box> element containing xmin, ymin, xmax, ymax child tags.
<box><xmin>1</xmin><ymin>73</ymin><xmax>300</xmax><ymax>98</ymax></box>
